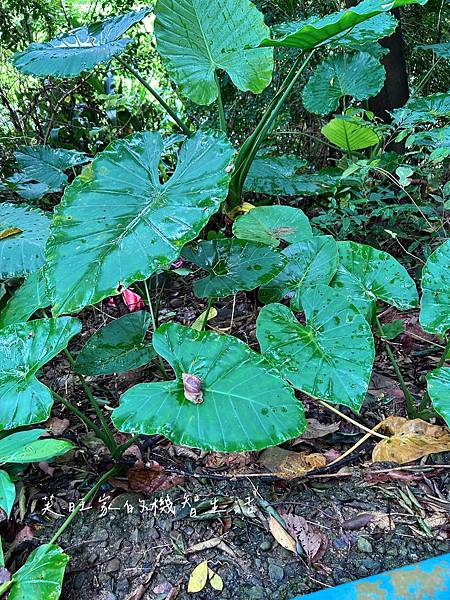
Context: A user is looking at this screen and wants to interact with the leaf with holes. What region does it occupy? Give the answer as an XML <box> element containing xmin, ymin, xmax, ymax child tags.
<box><xmin>0</xmin><ymin>317</ymin><xmax>81</xmax><ymax>430</ymax></box>
<box><xmin>259</xmin><ymin>0</ymin><xmax>428</xmax><ymax>48</ymax></box>
<box><xmin>0</xmin><ymin>204</ymin><xmax>50</xmax><ymax>279</ymax></box>
<box><xmin>0</xmin><ymin>429</ymin><xmax>74</xmax><ymax>463</ymax></box>
<box><xmin>330</xmin><ymin>241</ymin><xmax>418</xmax><ymax>317</ymax></box>
<box><xmin>419</xmin><ymin>240</ymin><xmax>450</xmax><ymax>335</ymax></box>
<box><xmin>75</xmin><ymin>311</ymin><xmax>156</xmax><ymax>375</ymax></box>
<box><xmin>154</xmin><ymin>0</ymin><xmax>273</xmax><ymax>105</ymax></box>
<box><xmin>12</xmin><ymin>9</ymin><xmax>150</xmax><ymax>78</ymax></box>
<box><xmin>302</xmin><ymin>52</ymin><xmax>386</xmax><ymax>115</ymax></box>
<box><xmin>427</xmin><ymin>367</ymin><xmax>450</xmax><ymax>428</ymax></box>
<box><xmin>257</xmin><ymin>286</ymin><xmax>375</xmax><ymax>411</ymax></box>
<box><xmin>0</xmin><ymin>269</ymin><xmax>49</xmax><ymax>329</ymax></box>
<box><xmin>258</xmin><ymin>236</ymin><xmax>338</xmax><ymax>309</ymax></box>
<box><xmin>14</xmin><ymin>146</ymin><xmax>89</xmax><ymax>192</ymax></box>
<box><xmin>45</xmin><ymin>129</ymin><xmax>233</xmax><ymax>315</ymax></box>
<box><xmin>182</xmin><ymin>239</ymin><xmax>286</xmax><ymax>298</ymax></box>
<box><xmin>321</xmin><ymin>116</ymin><xmax>380</xmax><ymax>151</ymax></box>
<box><xmin>233</xmin><ymin>206</ymin><xmax>312</xmax><ymax>247</ymax></box>
<box><xmin>112</xmin><ymin>322</ymin><xmax>305</xmax><ymax>451</ymax></box>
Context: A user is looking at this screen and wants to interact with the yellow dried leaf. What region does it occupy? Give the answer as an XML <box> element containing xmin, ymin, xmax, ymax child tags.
<box><xmin>227</xmin><ymin>201</ymin><xmax>255</xmax><ymax>220</ymax></box>
<box><xmin>260</xmin><ymin>446</ymin><xmax>326</xmax><ymax>479</ymax></box>
<box><xmin>191</xmin><ymin>307</ymin><xmax>218</xmax><ymax>331</ymax></box>
<box><xmin>372</xmin><ymin>417</ymin><xmax>450</xmax><ymax>464</ymax></box>
<box><xmin>208</xmin><ymin>568</ymin><xmax>224</xmax><ymax>591</ymax></box>
<box><xmin>0</xmin><ymin>227</ymin><xmax>23</xmax><ymax>240</ymax></box>
<box><xmin>268</xmin><ymin>514</ymin><xmax>297</xmax><ymax>554</ymax></box>
<box><xmin>187</xmin><ymin>560</ymin><xmax>208</xmax><ymax>593</ymax></box>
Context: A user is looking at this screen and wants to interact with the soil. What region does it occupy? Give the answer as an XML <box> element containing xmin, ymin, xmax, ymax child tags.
<box><xmin>2</xmin><ymin>272</ymin><xmax>450</xmax><ymax>600</ymax></box>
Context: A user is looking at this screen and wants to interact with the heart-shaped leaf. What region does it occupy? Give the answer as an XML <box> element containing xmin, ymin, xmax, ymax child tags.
<box><xmin>302</xmin><ymin>52</ymin><xmax>386</xmax><ymax>115</ymax></box>
<box><xmin>329</xmin><ymin>12</ymin><xmax>398</xmax><ymax>56</ymax></box>
<box><xmin>7</xmin><ymin>544</ymin><xmax>68</xmax><ymax>600</ymax></box>
<box><xmin>259</xmin><ymin>236</ymin><xmax>338</xmax><ymax>307</ymax></box>
<box><xmin>0</xmin><ymin>430</ymin><xmax>74</xmax><ymax>463</ymax></box>
<box><xmin>14</xmin><ymin>146</ymin><xmax>89</xmax><ymax>192</ymax></box>
<box><xmin>75</xmin><ymin>311</ymin><xmax>156</xmax><ymax>375</ymax></box>
<box><xmin>257</xmin><ymin>286</ymin><xmax>375</xmax><ymax>411</ymax></box>
<box><xmin>321</xmin><ymin>116</ymin><xmax>380</xmax><ymax>151</ymax></box>
<box><xmin>330</xmin><ymin>241</ymin><xmax>418</xmax><ymax>317</ymax></box>
<box><xmin>182</xmin><ymin>239</ymin><xmax>286</xmax><ymax>298</ymax></box>
<box><xmin>112</xmin><ymin>322</ymin><xmax>305</xmax><ymax>451</ymax></box>
<box><xmin>0</xmin><ymin>470</ymin><xmax>15</xmax><ymax>518</ymax></box>
<box><xmin>12</xmin><ymin>9</ymin><xmax>150</xmax><ymax>78</ymax></box>
<box><xmin>45</xmin><ymin>129</ymin><xmax>234</xmax><ymax>315</ymax></box>
<box><xmin>0</xmin><ymin>204</ymin><xmax>51</xmax><ymax>279</ymax></box>
<box><xmin>259</xmin><ymin>0</ymin><xmax>428</xmax><ymax>48</ymax></box>
<box><xmin>233</xmin><ymin>206</ymin><xmax>312</xmax><ymax>247</ymax></box>
<box><xmin>154</xmin><ymin>0</ymin><xmax>273</xmax><ymax>105</ymax></box>
<box><xmin>420</xmin><ymin>240</ymin><xmax>450</xmax><ymax>335</ymax></box>
<box><xmin>0</xmin><ymin>269</ymin><xmax>49</xmax><ymax>329</ymax></box>
<box><xmin>426</xmin><ymin>367</ymin><xmax>450</xmax><ymax>428</ymax></box>
<box><xmin>0</xmin><ymin>317</ymin><xmax>81</xmax><ymax>430</ymax></box>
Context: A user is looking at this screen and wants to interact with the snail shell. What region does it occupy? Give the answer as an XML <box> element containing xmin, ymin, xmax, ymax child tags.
<box><xmin>182</xmin><ymin>373</ymin><xmax>203</xmax><ymax>404</ymax></box>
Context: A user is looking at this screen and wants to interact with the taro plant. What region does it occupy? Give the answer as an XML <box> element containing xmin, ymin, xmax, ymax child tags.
<box><xmin>1</xmin><ymin>0</ymin><xmax>449</xmax><ymax>596</ymax></box>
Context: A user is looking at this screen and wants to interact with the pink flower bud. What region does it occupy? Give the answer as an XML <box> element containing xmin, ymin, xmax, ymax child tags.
<box><xmin>122</xmin><ymin>288</ymin><xmax>145</xmax><ymax>312</ymax></box>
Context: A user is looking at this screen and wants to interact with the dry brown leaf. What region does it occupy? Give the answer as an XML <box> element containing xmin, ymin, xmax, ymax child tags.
<box><xmin>424</xmin><ymin>514</ymin><xmax>448</xmax><ymax>529</ymax></box>
<box><xmin>0</xmin><ymin>227</ymin><xmax>23</xmax><ymax>240</ymax></box>
<box><xmin>45</xmin><ymin>417</ymin><xmax>70</xmax><ymax>435</ymax></box>
<box><xmin>127</xmin><ymin>460</ymin><xmax>184</xmax><ymax>494</ymax></box>
<box><xmin>268</xmin><ymin>514</ymin><xmax>297</xmax><ymax>554</ymax></box>
<box><xmin>372</xmin><ymin>417</ymin><xmax>450</xmax><ymax>464</ymax></box>
<box><xmin>296</xmin><ymin>418</ymin><xmax>340</xmax><ymax>441</ymax></box>
<box><xmin>283</xmin><ymin>513</ymin><xmax>328</xmax><ymax>563</ymax></box>
<box><xmin>186</xmin><ymin>537</ymin><xmax>222</xmax><ymax>554</ymax></box>
<box><xmin>260</xmin><ymin>446</ymin><xmax>326</xmax><ymax>479</ymax></box>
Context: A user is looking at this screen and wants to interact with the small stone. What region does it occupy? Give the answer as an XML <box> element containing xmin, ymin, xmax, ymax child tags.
<box><xmin>357</xmin><ymin>537</ymin><xmax>373</xmax><ymax>554</ymax></box>
<box><xmin>268</xmin><ymin>563</ymin><xmax>284</xmax><ymax>583</ymax></box>
<box><xmin>104</xmin><ymin>558</ymin><xmax>121</xmax><ymax>573</ymax></box>
<box><xmin>259</xmin><ymin>540</ymin><xmax>272</xmax><ymax>552</ymax></box>
<box><xmin>248</xmin><ymin>585</ymin><xmax>265</xmax><ymax>599</ymax></box>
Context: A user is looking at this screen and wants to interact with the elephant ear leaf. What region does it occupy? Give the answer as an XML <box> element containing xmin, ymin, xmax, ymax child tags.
<box><xmin>112</xmin><ymin>322</ymin><xmax>305</xmax><ymax>451</ymax></box>
<box><xmin>426</xmin><ymin>367</ymin><xmax>450</xmax><ymax>428</ymax></box>
<box><xmin>7</xmin><ymin>544</ymin><xmax>68</xmax><ymax>600</ymax></box>
<box><xmin>256</xmin><ymin>285</ymin><xmax>375</xmax><ymax>411</ymax></box>
<box><xmin>154</xmin><ymin>0</ymin><xmax>273</xmax><ymax>105</ymax></box>
<box><xmin>0</xmin><ymin>317</ymin><xmax>81</xmax><ymax>430</ymax></box>
<box><xmin>0</xmin><ymin>470</ymin><xmax>15</xmax><ymax>518</ymax></box>
<box><xmin>321</xmin><ymin>116</ymin><xmax>380</xmax><ymax>151</ymax></box>
<box><xmin>0</xmin><ymin>203</ymin><xmax>51</xmax><ymax>279</ymax></box>
<box><xmin>302</xmin><ymin>52</ymin><xmax>386</xmax><ymax>115</ymax></box>
<box><xmin>233</xmin><ymin>206</ymin><xmax>312</xmax><ymax>247</ymax></box>
<box><xmin>0</xmin><ymin>269</ymin><xmax>49</xmax><ymax>329</ymax></box>
<box><xmin>45</xmin><ymin>129</ymin><xmax>234</xmax><ymax>316</ymax></box>
<box><xmin>419</xmin><ymin>240</ymin><xmax>450</xmax><ymax>336</ymax></box>
<box><xmin>12</xmin><ymin>8</ymin><xmax>150</xmax><ymax>78</ymax></box>
<box><xmin>182</xmin><ymin>239</ymin><xmax>286</xmax><ymax>298</ymax></box>
<box><xmin>0</xmin><ymin>429</ymin><xmax>74</xmax><ymax>463</ymax></box>
<box><xmin>259</xmin><ymin>0</ymin><xmax>428</xmax><ymax>48</ymax></box>
<box><xmin>330</xmin><ymin>241</ymin><xmax>418</xmax><ymax>317</ymax></box>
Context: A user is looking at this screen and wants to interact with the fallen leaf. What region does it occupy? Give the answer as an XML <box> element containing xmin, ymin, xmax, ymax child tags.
<box><xmin>372</xmin><ymin>417</ymin><xmax>450</xmax><ymax>464</ymax></box>
<box><xmin>45</xmin><ymin>417</ymin><xmax>70</xmax><ymax>435</ymax></box>
<box><xmin>187</xmin><ymin>560</ymin><xmax>209</xmax><ymax>593</ymax></box>
<box><xmin>38</xmin><ymin>462</ymin><xmax>55</xmax><ymax>476</ymax></box>
<box><xmin>208</xmin><ymin>568</ymin><xmax>224</xmax><ymax>591</ymax></box>
<box><xmin>260</xmin><ymin>446</ymin><xmax>326</xmax><ymax>479</ymax></box>
<box><xmin>191</xmin><ymin>307</ymin><xmax>218</xmax><ymax>331</ymax></box>
<box><xmin>127</xmin><ymin>461</ymin><xmax>184</xmax><ymax>494</ymax></box>
<box><xmin>0</xmin><ymin>227</ymin><xmax>23</xmax><ymax>240</ymax></box>
<box><xmin>153</xmin><ymin>582</ymin><xmax>173</xmax><ymax>594</ymax></box>
<box><xmin>268</xmin><ymin>514</ymin><xmax>297</xmax><ymax>554</ymax></box>
<box><xmin>186</xmin><ymin>537</ymin><xmax>222</xmax><ymax>554</ymax></box>
<box><xmin>283</xmin><ymin>513</ymin><xmax>328</xmax><ymax>563</ymax></box>
<box><xmin>205</xmin><ymin>451</ymin><xmax>255</xmax><ymax>473</ymax></box>
<box><xmin>0</xmin><ymin>568</ymin><xmax>11</xmax><ymax>585</ymax></box>
<box><xmin>296</xmin><ymin>418</ymin><xmax>340</xmax><ymax>441</ymax></box>
<box><xmin>424</xmin><ymin>514</ymin><xmax>448</xmax><ymax>529</ymax></box>
<box><xmin>342</xmin><ymin>513</ymin><xmax>374</xmax><ymax>530</ymax></box>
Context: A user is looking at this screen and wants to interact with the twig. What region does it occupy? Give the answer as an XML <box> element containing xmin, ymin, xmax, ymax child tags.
<box><xmin>317</xmin><ymin>399</ymin><xmax>388</xmax><ymax>440</ymax></box>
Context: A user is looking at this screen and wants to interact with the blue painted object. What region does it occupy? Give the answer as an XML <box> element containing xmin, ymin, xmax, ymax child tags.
<box><xmin>291</xmin><ymin>554</ymin><xmax>450</xmax><ymax>599</ymax></box>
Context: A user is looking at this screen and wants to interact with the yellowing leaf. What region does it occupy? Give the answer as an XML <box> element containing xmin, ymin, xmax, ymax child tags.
<box><xmin>268</xmin><ymin>514</ymin><xmax>297</xmax><ymax>554</ymax></box>
<box><xmin>260</xmin><ymin>446</ymin><xmax>326</xmax><ymax>479</ymax></box>
<box><xmin>372</xmin><ymin>416</ymin><xmax>450</xmax><ymax>464</ymax></box>
<box><xmin>208</xmin><ymin>567</ymin><xmax>224</xmax><ymax>591</ymax></box>
<box><xmin>227</xmin><ymin>201</ymin><xmax>255</xmax><ymax>220</ymax></box>
<box><xmin>0</xmin><ymin>227</ymin><xmax>23</xmax><ymax>240</ymax></box>
<box><xmin>191</xmin><ymin>307</ymin><xmax>218</xmax><ymax>331</ymax></box>
<box><xmin>187</xmin><ymin>560</ymin><xmax>208</xmax><ymax>593</ymax></box>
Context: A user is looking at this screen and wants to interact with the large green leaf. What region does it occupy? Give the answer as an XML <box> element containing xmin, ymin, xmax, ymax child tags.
<box><xmin>0</xmin><ymin>269</ymin><xmax>49</xmax><ymax>329</ymax></box>
<box><xmin>256</xmin><ymin>286</ymin><xmax>375</xmax><ymax>411</ymax></box>
<box><xmin>322</xmin><ymin>116</ymin><xmax>380</xmax><ymax>151</ymax></box>
<box><xmin>418</xmin><ymin>42</ymin><xmax>450</xmax><ymax>59</ymax></box>
<box><xmin>259</xmin><ymin>0</ymin><xmax>428</xmax><ymax>48</ymax></box>
<box><xmin>112</xmin><ymin>322</ymin><xmax>305</xmax><ymax>451</ymax></box>
<box><xmin>329</xmin><ymin>13</ymin><xmax>397</xmax><ymax>56</ymax></box>
<box><xmin>0</xmin><ymin>470</ymin><xmax>15</xmax><ymax>517</ymax></box>
<box><xmin>8</xmin><ymin>544</ymin><xmax>68</xmax><ymax>600</ymax></box>
<box><xmin>154</xmin><ymin>0</ymin><xmax>273</xmax><ymax>105</ymax></box>
<box><xmin>419</xmin><ymin>240</ymin><xmax>450</xmax><ymax>335</ymax></box>
<box><xmin>258</xmin><ymin>236</ymin><xmax>338</xmax><ymax>307</ymax></box>
<box><xmin>45</xmin><ymin>129</ymin><xmax>234</xmax><ymax>315</ymax></box>
<box><xmin>75</xmin><ymin>311</ymin><xmax>156</xmax><ymax>375</ymax></box>
<box><xmin>2</xmin><ymin>173</ymin><xmax>50</xmax><ymax>202</ymax></box>
<box><xmin>0</xmin><ymin>317</ymin><xmax>81</xmax><ymax>430</ymax></box>
<box><xmin>426</xmin><ymin>367</ymin><xmax>450</xmax><ymax>427</ymax></box>
<box><xmin>392</xmin><ymin>92</ymin><xmax>450</xmax><ymax>126</ymax></box>
<box><xmin>182</xmin><ymin>239</ymin><xmax>286</xmax><ymax>298</ymax></box>
<box><xmin>0</xmin><ymin>429</ymin><xmax>74</xmax><ymax>464</ymax></box>
<box><xmin>302</xmin><ymin>52</ymin><xmax>386</xmax><ymax>115</ymax></box>
<box><xmin>12</xmin><ymin>9</ymin><xmax>150</xmax><ymax>78</ymax></box>
<box><xmin>0</xmin><ymin>204</ymin><xmax>51</xmax><ymax>279</ymax></box>
<box><xmin>330</xmin><ymin>241</ymin><xmax>418</xmax><ymax>316</ymax></box>
<box><xmin>233</xmin><ymin>206</ymin><xmax>312</xmax><ymax>247</ymax></box>
<box><xmin>406</xmin><ymin>126</ymin><xmax>450</xmax><ymax>150</ymax></box>
<box><xmin>14</xmin><ymin>146</ymin><xmax>89</xmax><ymax>192</ymax></box>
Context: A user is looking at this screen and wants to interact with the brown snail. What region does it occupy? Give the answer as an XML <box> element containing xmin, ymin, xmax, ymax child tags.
<box><xmin>182</xmin><ymin>373</ymin><xmax>203</xmax><ymax>404</ymax></box>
